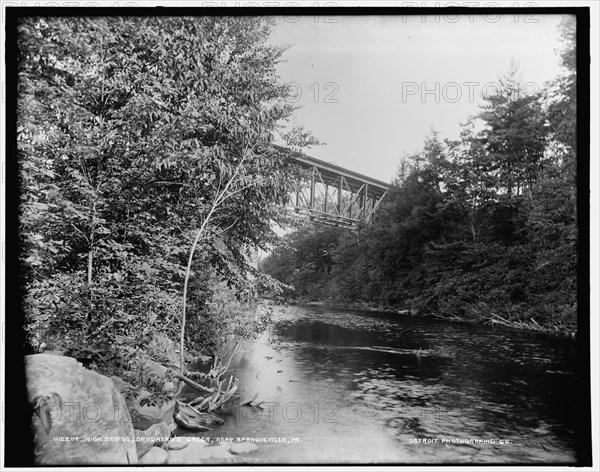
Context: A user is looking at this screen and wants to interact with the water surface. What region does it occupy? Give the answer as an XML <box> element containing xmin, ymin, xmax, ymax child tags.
<box><xmin>183</xmin><ymin>305</ymin><xmax>578</xmax><ymax>464</ymax></box>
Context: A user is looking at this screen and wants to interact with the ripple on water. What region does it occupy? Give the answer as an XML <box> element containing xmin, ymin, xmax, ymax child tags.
<box><xmin>204</xmin><ymin>306</ymin><xmax>578</xmax><ymax>464</ymax></box>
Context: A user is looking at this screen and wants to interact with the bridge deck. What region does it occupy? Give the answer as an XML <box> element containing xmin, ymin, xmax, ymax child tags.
<box><xmin>274</xmin><ymin>145</ymin><xmax>392</xmax><ymax>197</ymax></box>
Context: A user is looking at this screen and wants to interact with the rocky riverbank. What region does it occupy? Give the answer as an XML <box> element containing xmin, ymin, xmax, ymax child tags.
<box><xmin>25</xmin><ymin>354</ymin><xmax>257</xmax><ymax>465</ymax></box>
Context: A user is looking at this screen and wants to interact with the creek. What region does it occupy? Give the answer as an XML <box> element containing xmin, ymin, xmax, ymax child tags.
<box><xmin>181</xmin><ymin>305</ymin><xmax>578</xmax><ymax>464</ymax></box>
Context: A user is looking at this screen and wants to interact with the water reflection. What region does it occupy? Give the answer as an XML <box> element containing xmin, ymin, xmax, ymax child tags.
<box><xmin>191</xmin><ymin>305</ymin><xmax>577</xmax><ymax>464</ymax></box>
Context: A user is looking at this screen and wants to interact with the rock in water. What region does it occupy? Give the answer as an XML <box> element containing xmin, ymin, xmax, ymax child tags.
<box><xmin>167</xmin><ymin>441</ymin><xmax>234</xmax><ymax>464</ymax></box>
<box><xmin>25</xmin><ymin>354</ymin><xmax>137</xmax><ymax>465</ymax></box>
<box><xmin>134</xmin><ymin>421</ymin><xmax>171</xmax><ymax>458</ymax></box>
<box><xmin>166</xmin><ymin>438</ymin><xmax>188</xmax><ymax>450</ymax></box>
<box><xmin>229</xmin><ymin>441</ymin><xmax>259</xmax><ymax>455</ymax></box>
<box><xmin>138</xmin><ymin>446</ymin><xmax>168</xmax><ymax>465</ymax></box>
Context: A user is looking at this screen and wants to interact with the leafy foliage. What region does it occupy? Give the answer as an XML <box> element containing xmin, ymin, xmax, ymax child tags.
<box><xmin>19</xmin><ymin>17</ymin><xmax>307</xmax><ymax>381</ymax></box>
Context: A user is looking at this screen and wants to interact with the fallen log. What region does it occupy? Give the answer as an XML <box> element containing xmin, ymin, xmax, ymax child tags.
<box><xmin>173</xmin><ymin>401</ymin><xmax>224</xmax><ymax>431</ymax></box>
<box><xmin>208</xmin><ymin>378</ymin><xmax>239</xmax><ymax>412</ymax></box>
<box><xmin>188</xmin><ymin>395</ymin><xmax>208</xmax><ymax>407</ymax></box>
<box><xmin>174</xmin><ymin>374</ymin><xmax>214</xmax><ymax>394</ymax></box>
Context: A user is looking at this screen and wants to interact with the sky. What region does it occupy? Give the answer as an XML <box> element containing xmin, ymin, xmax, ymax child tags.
<box><xmin>267</xmin><ymin>13</ymin><xmax>568</xmax><ymax>183</ymax></box>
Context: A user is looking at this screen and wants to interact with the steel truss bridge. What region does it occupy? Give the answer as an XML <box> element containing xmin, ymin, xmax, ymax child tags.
<box><xmin>275</xmin><ymin>145</ymin><xmax>392</xmax><ymax>227</ymax></box>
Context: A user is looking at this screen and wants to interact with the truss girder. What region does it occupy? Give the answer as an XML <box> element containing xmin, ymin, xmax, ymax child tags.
<box><xmin>281</xmin><ymin>147</ymin><xmax>392</xmax><ymax>227</ymax></box>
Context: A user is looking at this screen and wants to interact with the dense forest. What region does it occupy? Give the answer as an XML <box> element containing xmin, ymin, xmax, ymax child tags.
<box><xmin>17</xmin><ymin>17</ymin><xmax>312</xmax><ymax>398</ymax></box>
<box><xmin>260</xmin><ymin>18</ymin><xmax>578</xmax><ymax>334</ymax></box>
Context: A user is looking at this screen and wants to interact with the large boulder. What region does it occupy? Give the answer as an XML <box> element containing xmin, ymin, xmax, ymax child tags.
<box><xmin>25</xmin><ymin>354</ymin><xmax>138</xmax><ymax>465</ymax></box>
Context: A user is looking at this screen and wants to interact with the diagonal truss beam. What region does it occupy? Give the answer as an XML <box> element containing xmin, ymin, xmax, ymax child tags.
<box><xmin>280</xmin><ymin>146</ymin><xmax>392</xmax><ymax>228</ymax></box>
